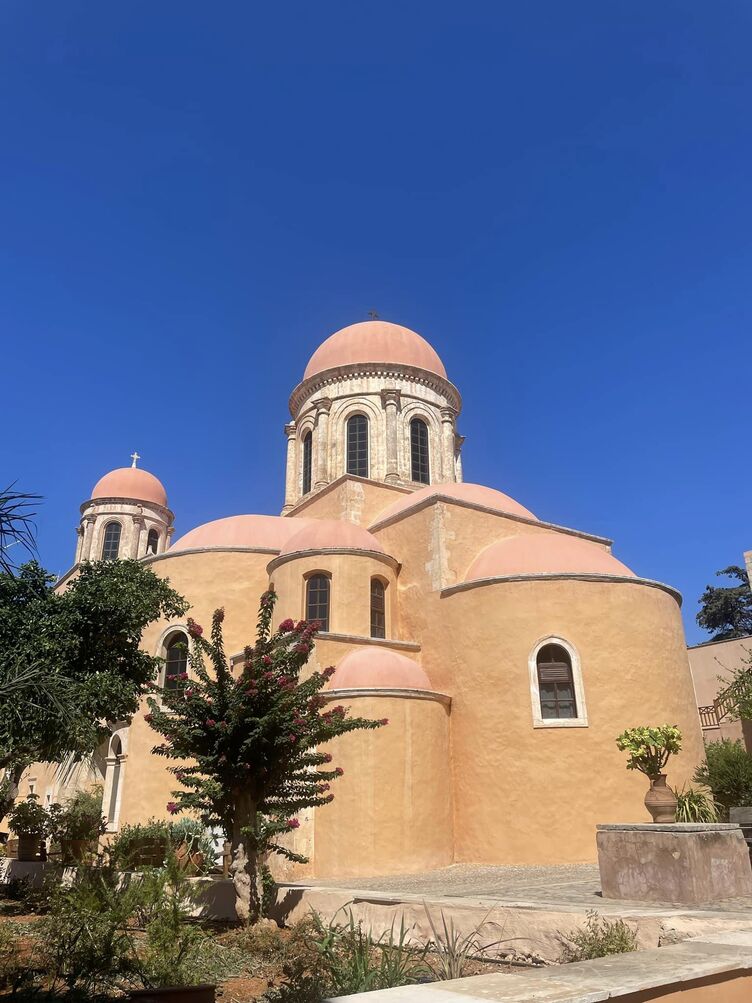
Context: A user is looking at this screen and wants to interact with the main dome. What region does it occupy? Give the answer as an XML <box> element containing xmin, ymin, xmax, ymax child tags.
<box><xmin>92</xmin><ymin>467</ymin><xmax>168</xmax><ymax>508</ymax></box>
<box><xmin>303</xmin><ymin>321</ymin><xmax>447</xmax><ymax>381</ymax></box>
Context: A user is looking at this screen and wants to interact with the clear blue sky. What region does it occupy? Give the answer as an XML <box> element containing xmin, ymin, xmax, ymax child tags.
<box><xmin>2</xmin><ymin>2</ymin><xmax>750</xmax><ymax>643</ymax></box>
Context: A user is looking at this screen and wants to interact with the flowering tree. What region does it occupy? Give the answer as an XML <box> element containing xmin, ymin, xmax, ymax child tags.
<box><xmin>146</xmin><ymin>591</ymin><xmax>387</xmax><ymax>923</ymax></box>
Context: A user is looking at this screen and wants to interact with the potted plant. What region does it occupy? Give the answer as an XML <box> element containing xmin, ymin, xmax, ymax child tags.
<box><xmin>168</xmin><ymin>819</ymin><xmax>217</xmax><ymax>876</ymax></box>
<box><xmin>616</xmin><ymin>725</ymin><xmax>682</xmax><ymax>823</ymax></box>
<box><xmin>48</xmin><ymin>788</ymin><xmax>107</xmax><ymax>864</ymax></box>
<box><xmin>8</xmin><ymin>794</ymin><xmax>49</xmax><ymax>861</ymax></box>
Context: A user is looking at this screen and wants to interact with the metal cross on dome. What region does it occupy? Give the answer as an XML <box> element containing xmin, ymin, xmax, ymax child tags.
<box><xmin>367</xmin><ymin>310</ymin><xmax>380</xmax><ymax>320</ymax></box>
<box><xmin>130</xmin><ymin>451</ymin><xmax>141</xmax><ymax>468</ymax></box>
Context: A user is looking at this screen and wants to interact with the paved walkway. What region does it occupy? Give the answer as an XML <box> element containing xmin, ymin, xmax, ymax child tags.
<box><xmin>304</xmin><ymin>862</ymin><xmax>752</xmax><ymax>915</ymax></box>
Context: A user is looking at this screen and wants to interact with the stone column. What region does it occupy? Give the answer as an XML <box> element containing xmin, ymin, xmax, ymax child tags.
<box><xmin>281</xmin><ymin>422</ymin><xmax>297</xmax><ymax>514</ymax></box>
<box><xmin>81</xmin><ymin>516</ymin><xmax>96</xmax><ymax>561</ymax></box>
<box><xmin>313</xmin><ymin>398</ymin><xmax>332</xmax><ymax>489</ymax></box>
<box><xmin>440</xmin><ymin>408</ymin><xmax>458</xmax><ymax>483</ymax></box>
<box><xmin>381</xmin><ymin>389</ymin><xmax>401</xmax><ymax>484</ymax></box>
<box><xmin>74</xmin><ymin>526</ymin><xmax>84</xmax><ymax>564</ymax></box>
<box><xmin>133</xmin><ymin>511</ymin><xmax>146</xmax><ymax>559</ymax></box>
<box><xmin>455</xmin><ymin>434</ymin><xmax>465</xmax><ymax>483</ymax></box>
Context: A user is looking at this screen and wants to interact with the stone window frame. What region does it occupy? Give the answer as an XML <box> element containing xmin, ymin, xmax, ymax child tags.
<box><xmin>297</xmin><ymin>418</ymin><xmax>316</xmax><ymax>496</ymax></box>
<box><xmin>334</xmin><ymin>398</ymin><xmax>382</xmax><ymax>481</ymax></box>
<box><xmin>102</xmin><ymin>726</ymin><xmax>129</xmax><ymax>833</ymax></box>
<box><xmin>304</xmin><ymin>569</ymin><xmax>332</xmax><ymax>632</ymax></box>
<box><xmin>399</xmin><ymin>401</ymin><xmax>440</xmax><ymax>485</ymax></box>
<box><xmin>528</xmin><ymin>634</ymin><xmax>588</xmax><ymax>729</ymax></box>
<box><xmin>345</xmin><ymin>412</ymin><xmax>370</xmax><ymax>479</ymax></box>
<box><xmin>154</xmin><ymin>624</ymin><xmax>192</xmax><ymax>706</ymax></box>
<box><xmin>101</xmin><ymin>519</ymin><xmax>122</xmax><ymax>560</ymax></box>
<box><xmin>370</xmin><ymin>575</ymin><xmax>388</xmax><ymax>639</ymax></box>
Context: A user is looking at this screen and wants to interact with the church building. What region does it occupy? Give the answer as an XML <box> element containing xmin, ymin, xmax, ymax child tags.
<box><xmin>26</xmin><ymin>320</ymin><xmax>705</xmax><ymax>876</ymax></box>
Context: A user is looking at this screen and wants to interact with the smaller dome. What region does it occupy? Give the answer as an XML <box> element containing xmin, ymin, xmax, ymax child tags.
<box><xmin>280</xmin><ymin>519</ymin><xmax>385</xmax><ymax>557</ymax></box>
<box><xmin>92</xmin><ymin>467</ymin><xmax>168</xmax><ymax>508</ymax></box>
<box><xmin>373</xmin><ymin>482</ymin><xmax>537</xmax><ymax>525</ymax></box>
<box><xmin>327</xmin><ymin>648</ymin><xmax>431</xmax><ymax>690</ymax></box>
<box><xmin>304</xmin><ymin>321</ymin><xmax>447</xmax><ymax>381</ymax></box>
<box><xmin>465</xmin><ymin>533</ymin><xmax>635</xmax><ymax>582</ymax></box>
<box><xmin>170</xmin><ymin>515</ymin><xmax>311</xmax><ymax>552</ymax></box>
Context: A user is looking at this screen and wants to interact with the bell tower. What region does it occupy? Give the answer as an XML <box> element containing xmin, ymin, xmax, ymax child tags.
<box><xmin>75</xmin><ymin>454</ymin><xmax>173</xmax><ymax>564</ymax></box>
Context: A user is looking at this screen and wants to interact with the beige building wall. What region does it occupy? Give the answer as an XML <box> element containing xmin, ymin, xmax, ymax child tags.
<box><xmin>687</xmin><ymin>635</ymin><xmax>752</xmax><ymax>748</ymax></box>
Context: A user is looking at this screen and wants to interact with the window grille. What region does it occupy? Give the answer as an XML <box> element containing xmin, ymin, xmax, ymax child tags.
<box><xmin>346</xmin><ymin>414</ymin><xmax>369</xmax><ymax>478</ymax></box>
<box><xmin>370</xmin><ymin>579</ymin><xmax>386</xmax><ymax>638</ymax></box>
<box><xmin>306</xmin><ymin>574</ymin><xmax>330</xmax><ymax>632</ymax></box>
<box><xmin>410</xmin><ymin>418</ymin><xmax>430</xmax><ymax>484</ymax></box>
<box><xmin>101</xmin><ymin>522</ymin><xmax>122</xmax><ymax>560</ymax></box>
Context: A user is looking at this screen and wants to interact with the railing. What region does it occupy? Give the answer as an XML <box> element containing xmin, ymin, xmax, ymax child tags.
<box><xmin>698</xmin><ymin>705</ymin><xmax>720</xmax><ymax>729</ymax></box>
<box><xmin>714</xmin><ymin>668</ymin><xmax>752</xmax><ymax>723</ymax></box>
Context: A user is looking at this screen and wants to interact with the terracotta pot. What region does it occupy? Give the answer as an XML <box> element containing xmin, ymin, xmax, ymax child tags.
<box><xmin>16</xmin><ymin>835</ymin><xmax>42</xmax><ymax>862</ymax></box>
<box><xmin>60</xmin><ymin>838</ymin><xmax>97</xmax><ymax>864</ymax></box>
<box><xmin>175</xmin><ymin>842</ymin><xmax>205</xmax><ymax>875</ymax></box>
<box><xmin>128</xmin><ymin>984</ymin><xmax>215</xmax><ymax>1003</ymax></box>
<box><xmin>645</xmin><ymin>773</ymin><xmax>677</xmax><ymax>823</ymax></box>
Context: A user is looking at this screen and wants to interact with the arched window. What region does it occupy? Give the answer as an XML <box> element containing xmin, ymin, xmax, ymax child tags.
<box><xmin>101</xmin><ymin>521</ymin><xmax>122</xmax><ymax>560</ymax></box>
<box><xmin>302</xmin><ymin>431</ymin><xmax>313</xmax><ymax>495</ymax></box>
<box><xmin>370</xmin><ymin>578</ymin><xmax>386</xmax><ymax>639</ymax></box>
<box><xmin>106</xmin><ymin>735</ymin><xmax>122</xmax><ymax>825</ymax></box>
<box><xmin>410</xmin><ymin>418</ymin><xmax>430</xmax><ymax>484</ymax></box>
<box><xmin>306</xmin><ymin>574</ymin><xmax>330</xmax><ymax>632</ymax></box>
<box><xmin>536</xmin><ymin>643</ymin><xmax>577</xmax><ymax>719</ymax></box>
<box><xmin>164</xmin><ymin>632</ymin><xmax>189</xmax><ymax>691</ymax></box>
<box><xmin>146</xmin><ymin>528</ymin><xmax>159</xmax><ymax>555</ymax></box>
<box><xmin>346</xmin><ymin>414</ymin><xmax>369</xmax><ymax>478</ymax></box>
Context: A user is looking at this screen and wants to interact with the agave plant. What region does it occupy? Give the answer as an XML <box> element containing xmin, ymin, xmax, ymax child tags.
<box><xmin>673</xmin><ymin>784</ymin><xmax>719</xmax><ymax>823</ymax></box>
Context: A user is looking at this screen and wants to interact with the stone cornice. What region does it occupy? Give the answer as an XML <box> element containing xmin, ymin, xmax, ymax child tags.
<box><xmin>230</xmin><ymin>632</ymin><xmax>421</xmax><ymax>664</ymax></box>
<box><xmin>142</xmin><ymin>546</ymin><xmax>281</xmax><ymax>566</ymax></box>
<box><xmin>369</xmin><ymin>492</ymin><xmax>614</xmax><ymax>547</ymax></box>
<box><xmin>80</xmin><ymin>497</ymin><xmax>175</xmax><ymax>522</ymax></box>
<box><xmin>289</xmin><ymin>362</ymin><xmax>462</xmax><ymax>417</ymax></box>
<box><xmin>266</xmin><ymin>548</ymin><xmax>400</xmax><ymax>575</ymax></box>
<box><xmin>322</xmin><ymin>687</ymin><xmax>451</xmax><ymax>706</ymax></box>
<box><xmin>441</xmin><ymin>572</ymin><xmax>682</xmax><ymax>605</ymax></box>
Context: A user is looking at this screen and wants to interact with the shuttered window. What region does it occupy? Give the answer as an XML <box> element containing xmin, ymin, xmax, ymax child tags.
<box><xmin>346</xmin><ymin>415</ymin><xmax>369</xmax><ymax>478</ymax></box>
<box><xmin>537</xmin><ymin>643</ymin><xmax>577</xmax><ymax>719</ymax></box>
<box><xmin>410</xmin><ymin>418</ymin><xmax>430</xmax><ymax>484</ymax></box>
<box><xmin>302</xmin><ymin>432</ymin><xmax>313</xmax><ymax>495</ymax></box>
<box><xmin>306</xmin><ymin>574</ymin><xmax>330</xmax><ymax>632</ymax></box>
<box><xmin>370</xmin><ymin>579</ymin><xmax>386</xmax><ymax>639</ymax></box>
<box><xmin>101</xmin><ymin>522</ymin><xmax>121</xmax><ymax>560</ymax></box>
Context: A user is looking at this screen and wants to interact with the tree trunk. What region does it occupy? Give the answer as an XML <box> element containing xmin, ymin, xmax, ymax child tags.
<box><xmin>230</xmin><ymin>794</ymin><xmax>261</xmax><ymax>924</ymax></box>
<box><xmin>0</xmin><ymin>764</ymin><xmax>24</xmax><ymax>828</ymax></box>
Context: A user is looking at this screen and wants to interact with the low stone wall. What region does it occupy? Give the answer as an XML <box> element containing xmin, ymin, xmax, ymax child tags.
<box><xmin>324</xmin><ymin>930</ymin><xmax>752</xmax><ymax>1002</ymax></box>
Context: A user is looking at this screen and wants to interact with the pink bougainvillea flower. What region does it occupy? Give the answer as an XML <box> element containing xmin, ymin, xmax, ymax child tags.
<box><xmin>322</xmin><ymin>666</ymin><xmax>336</xmax><ymax>678</ymax></box>
<box><xmin>322</xmin><ymin>752</ymin><xmax>332</xmax><ymax>763</ymax></box>
<box><xmin>144</xmin><ymin>713</ymin><xmax>153</xmax><ymax>723</ymax></box>
<box><xmin>287</xmin><ymin>818</ymin><xmax>300</xmax><ymax>829</ymax></box>
<box><xmin>278</xmin><ymin>618</ymin><xmax>295</xmax><ymax>632</ymax></box>
<box><xmin>187</xmin><ymin>619</ymin><xmax>203</xmax><ymax>638</ymax></box>
<box><xmin>263</xmin><ymin>656</ymin><xmax>273</xmax><ymax>666</ymax></box>
<box><xmin>207</xmin><ymin>718</ymin><xmax>216</xmax><ymax>727</ymax></box>
<box><xmin>294</xmin><ymin>643</ymin><xmax>310</xmax><ymax>655</ymax></box>
<box><xmin>166</xmin><ymin>802</ymin><xmax>180</xmax><ymax>814</ymax></box>
<box><xmin>335</xmin><ymin>766</ymin><xmax>344</xmax><ymax>776</ymax></box>
<box><xmin>379</xmin><ymin>718</ymin><xmax>389</xmax><ymax>726</ymax></box>
<box><xmin>214</xmin><ymin>608</ymin><xmax>225</xmax><ymax>623</ymax></box>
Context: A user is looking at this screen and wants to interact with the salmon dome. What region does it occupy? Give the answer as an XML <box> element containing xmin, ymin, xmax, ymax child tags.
<box><xmin>92</xmin><ymin>467</ymin><xmax>167</xmax><ymax>508</ymax></box>
<box><xmin>372</xmin><ymin>482</ymin><xmax>537</xmax><ymax>525</ymax></box>
<box><xmin>170</xmin><ymin>515</ymin><xmax>312</xmax><ymax>553</ymax></box>
<box><xmin>280</xmin><ymin>519</ymin><xmax>385</xmax><ymax>557</ymax></box>
<box><xmin>304</xmin><ymin>321</ymin><xmax>447</xmax><ymax>381</ymax></box>
<box><xmin>465</xmin><ymin>533</ymin><xmax>635</xmax><ymax>582</ymax></box>
<box><xmin>327</xmin><ymin>648</ymin><xmax>431</xmax><ymax>690</ymax></box>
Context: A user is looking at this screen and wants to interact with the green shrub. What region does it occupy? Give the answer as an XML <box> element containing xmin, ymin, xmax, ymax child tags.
<box><xmin>559</xmin><ymin>911</ymin><xmax>637</xmax><ymax>962</ymax></box>
<box><xmin>693</xmin><ymin>739</ymin><xmax>752</xmax><ymax>818</ymax></box>
<box><xmin>673</xmin><ymin>784</ymin><xmax>719</xmax><ymax>823</ymax></box>
<box><xmin>615</xmin><ymin>726</ymin><xmax>682</xmax><ymax>778</ymax></box>
<box><xmin>107</xmin><ymin>819</ymin><xmax>172</xmax><ymax>870</ymax></box>
<box><xmin>8</xmin><ymin>794</ymin><xmax>49</xmax><ymax>837</ymax></box>
<box><xmin>48</xmin><ymin>786</ymin><xmax>106</xmax><ymax>842</ymax></box>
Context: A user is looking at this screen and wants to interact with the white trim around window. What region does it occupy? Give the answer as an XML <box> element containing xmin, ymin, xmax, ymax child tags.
<box><xmin>528</xmin><ymin>635</ymin><xmax>588</xmax><ymax>729</ymax></box>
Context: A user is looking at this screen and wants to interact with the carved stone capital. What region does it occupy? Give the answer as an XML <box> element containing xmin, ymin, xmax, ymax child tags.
<box><xmin>380</xmin><ymin>388</ymin><xmax>402</xmax><ymax>411</ymax></box>
<box><xmin>455</xmin><ymin>434</ymin><xmax>466</xmax><ymax>454</ymax></box>
<box><xmin>440</xmin><ymin>406</ymin><xmax>457</xmax><ymax>423</ymax></box>
<box><xmin>312</xmin><ymin>397</ymin><xmax>332</xmax><ymax>416</ymax></box>
<box><xmin>284</xmin><ymin>422</ymin><xmax>297</xmax><ymax>439</ymax></box>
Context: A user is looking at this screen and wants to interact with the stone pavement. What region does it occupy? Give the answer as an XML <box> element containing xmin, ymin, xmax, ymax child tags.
<box><xmin>303</xmin><ymin>862</ymin><xmax>752</xmax><ymax>914</ymax></box>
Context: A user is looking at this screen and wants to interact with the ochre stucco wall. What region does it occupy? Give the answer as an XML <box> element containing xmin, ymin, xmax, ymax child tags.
<box><xmin>430</xmin><ymin>579</ymin><xmax>704</xmax><ymax>865</ymax></box>
<box><xmin>312</xmin><ymin>693</ymin><xmax>452</xmax><ymax>877</ymax></box>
